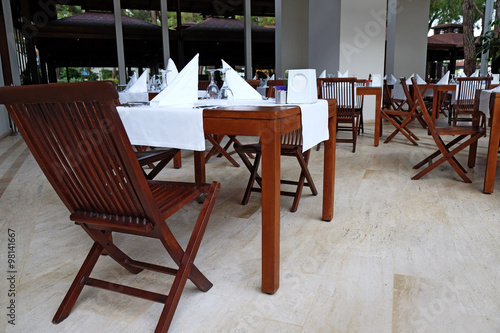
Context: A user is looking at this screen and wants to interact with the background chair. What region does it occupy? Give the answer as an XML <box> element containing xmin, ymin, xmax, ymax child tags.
<box><xmin>0</xmin><ymin>81</ymin><xmax>221</xmax><ymax>332</ymax></box>
<box><xmin>452</xmin><ymin>76</ymin><xmax>491</xmax><ymax>126</ymax></box>
<box><xmin>410</xmin><ymin>77</ymin><xmax>486</xmax><ymax>183</ymax></box>
<box><xmin>245</xmin><ymin>79</ymin><xmax>260</xmax><ymax>89</ymax></box>
<box><xmin>266</xmin><ymin>80</ymin><xmax>286</xmax><ymax>98</ymax></box>
<box><xmin>355</xmin><ymin>79</ymin><xmax>367</xmax><ymax>134</ymax></box>
<box><xmin>234</xmin><ymin>129</ymin><xmax>317</xmax><ymax>212</ymax></box>
<box><xmin>318</xmin><ymin>77</ymin><xmax>359</xmax><ymax>152</ymax></box>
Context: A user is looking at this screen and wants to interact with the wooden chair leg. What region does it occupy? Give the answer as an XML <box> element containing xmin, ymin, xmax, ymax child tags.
<box><xmin>53</xmin><ymin>242</ymin><xmax>104</xmax><ymax>324</ymax></box>
<box><xmin>205</xmin><ymin>134</ymin><xmax>240</xmax><ymax>167</ymax></box>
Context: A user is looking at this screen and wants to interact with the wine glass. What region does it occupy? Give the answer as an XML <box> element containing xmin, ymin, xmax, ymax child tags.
<box><xmin>217</xmin><ymin>68</ymin><xmax>234</xmax><ymax>103</ymax></box>
<box><xmin>205</xmin><ymin>69</ymin><xmax>219</xmax><ymax>99</ymax></box>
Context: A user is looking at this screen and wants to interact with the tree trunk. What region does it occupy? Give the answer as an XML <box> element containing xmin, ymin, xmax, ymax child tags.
<box><xmin>462</xmin><ymin>0</ymin><xmax>476</xmax><ymax>76</ymax></box>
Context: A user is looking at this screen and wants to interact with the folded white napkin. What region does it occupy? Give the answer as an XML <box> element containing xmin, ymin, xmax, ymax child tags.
<box><xmin>124</xmin><ymin>72</ymin><xmax>137</xmax><ymax>91</ymax></box>
<box><xmin>150</xmin><ymin>54</ymin><xmax>199</xmax><ymax>107</ymax></box>
<box><xmin>128</xmin><ymin>69</ymin><xmax>149</xmax><ymax>93</ymax></box>
<box><xmin>319</xmin><ymin>70</ymin><xmax>326</xmax><ymax>78</ymax></box>
<box><xmin>269</xmin><ymin>74</ymin><xmax>275</xmax><ymax>80</ymax></box>
<box><xmin>390</xmin><ymin>74</ymin><xmax>398</xmax><ymax>85</ymax></box>
<box><xmin>457</xmin><ymin>71</ymin><xmax>466</xmax><ymax>78</ymax></box>
<box><xmin>221</xmin><ymin>59</ymin><xmax>262</xmax><ymax>100</ymax></box>
<box><xmin>166</xmin><ymin>58</ymin><xmax>179</xmax><ymax>84</ymax></box>
<box><xmin>338</xmin><ymin>70</ymin><xmax>349</xmax><ymax>78</ymax></box>
<box><xmin>436</xmin><ymin>71</ymin><xmax>450</xmax><ymax>85</ymax></box>
<box><xmin>471</xmin><ymin>70</ymin><xmax>479</xmax><ymax>77</ymax></box>
<box><xmin>405</xmin><ymin>73</ymin><xmax>426</xmax><ymax>85</ymax></box>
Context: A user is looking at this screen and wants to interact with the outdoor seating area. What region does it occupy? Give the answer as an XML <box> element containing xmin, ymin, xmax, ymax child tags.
<box><xmin>1</xmin><ymin>0</ymin><xmax>500</xmax><ymax>332</ymax></box>
<box><xmin>1</xmin><ymin>103</ymin><xmax>499</xmax><ymax>331</ymax></box>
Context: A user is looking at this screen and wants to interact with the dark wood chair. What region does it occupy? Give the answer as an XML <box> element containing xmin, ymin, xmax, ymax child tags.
<box><xmin>453</xmin><ymin>76</ymin><xmax>491</xmax><ymax>126</ymax></box>
<box><xmin>245</xmin><ymin>79</ymin><xmax>260</xmax><ymax>89</ymax></box>
<box><xmin>410</xmin><ymin>77</ymin><xmax>486</xmax><ymax>183</ymax></box>
<box><xmin>233</xmin><ymin>129</ymin><xmax>317</xmax><ymax>212</ymax></box>
<box><xmin>266</xmin><ymin>80</ymin><xmax>286</xmax><ymax>98</ymax></box>
<box><xmin>135</xmin><ymin>147</ymin><xmax>180</xmax><ymax>179</ymax></box>
<box><xmin>381</xmin><ymin>79</ymin><xmax>421</xmax><ymax>145</ymax></box>
<box><xmin>354</xmin><ymin>79</ymin><xmax>368</xmax><ymax>134</ymax></box>
<box><xmin>318</xmin><ymin>77</ymin><xmax>359</xmax><ymax>152</ymax></box>
<box><xmin>0</xmin><ymin>81</ymin><xmax>221</xmax><ymax>332</ymax></box>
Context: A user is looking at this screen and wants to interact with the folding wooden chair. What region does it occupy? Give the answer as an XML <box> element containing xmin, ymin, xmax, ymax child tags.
<box><xmin>0</xmin><ymin>81</ymin><xmax>221</xmax><ymax>332</ymax></box>
<box><xmin>452</xmin><ymin>76</ymin><xmax>491</xmax><ymax>126</ymax></box>
<box><xmin>381</xmin><ymin>79</ymin><xmax>421</xmax><ymax>145</ymax></box>
<box><xmin>410</xmin><ymin>77</ymin><xmax>486</xmax><ymax>183</ymax></box>
<box><xmin>318</xmin><ymin>77</ymin><xmax>360</xmax><ymax>152</ymax></box>
<box><xmin>233</xmin><ymin>129</ymin><xmax>318</xmax><ymax>212</ymax></box>
<box><xmin>136</xmin><ymin>147</ymin><xmax>180</xmax><ymax>179</ymax></box>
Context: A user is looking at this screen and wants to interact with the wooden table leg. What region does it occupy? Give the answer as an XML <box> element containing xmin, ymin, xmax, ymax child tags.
<box><xmin>260</xmin><ymin>124</ymin><xmax>281</xmax><ymax>294</ymax></box>
<box><xmin>322</xmin><ymin>110</ymin><xmax>336</xmax><ymax>221</ymax></box>
<box><xmin>173</xmin><ymin>150</ymin><xmax>182</xmax><ymax>169</ymax></box>
<box><xmin>194</xmin><ymin>151</ymin><xmax>206</xmax><ymax>184</ymax></box>
<box><xmin>374</xmin><ymin>91</ymin><xmax>382</xmax><ymax>146</ymax></box>
<box><xmin>484</xmin><ymin>111</ymin><xmax>500</xmax><ymax>193</ymax></box>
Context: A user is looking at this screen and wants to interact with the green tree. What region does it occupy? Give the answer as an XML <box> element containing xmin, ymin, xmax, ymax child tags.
<box><xmin>56</xmin><ymin>5</ymin><xmax>83</xmax><ymax>19</ymax></box>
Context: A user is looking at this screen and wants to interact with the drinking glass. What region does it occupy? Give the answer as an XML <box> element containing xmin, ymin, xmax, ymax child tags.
<box><xmin>217</xmin><ymin>68</ymin><xmax>234</xmax><ymax>103</ymax></box>
<box><xmin>205</xmin><ymin>69</ymin><xmax>219</xmax><ymax>99</ymax></box>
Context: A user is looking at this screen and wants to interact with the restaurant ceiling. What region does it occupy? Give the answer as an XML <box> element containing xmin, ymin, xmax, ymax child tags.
<box><xmin>60</xmin><ymin>0</ymin><xmax>276</xmax><ymax>17</ymax></box>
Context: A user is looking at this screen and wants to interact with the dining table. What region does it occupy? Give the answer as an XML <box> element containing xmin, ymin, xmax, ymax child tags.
<box><xmin>356</xmin><ymin>86</ymin><xmax>382</xmax><ymax>146</ymax></box>
<box><xmin>117</xmin><ymin>99</ymin><xmax>337</xmax><ymax>294</ymax></box>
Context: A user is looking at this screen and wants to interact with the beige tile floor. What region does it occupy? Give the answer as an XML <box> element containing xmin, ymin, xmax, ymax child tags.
<box><xmin>1</xmin><ymin>117</ymin><xmax>499</xmax><ymax>332</ymax></box>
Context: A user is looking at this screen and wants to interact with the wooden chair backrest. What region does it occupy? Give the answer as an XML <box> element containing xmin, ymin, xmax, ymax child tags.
<box><xmin>400</xmin><ymin>78</ymin><xmax>416</xmax><ymax>109</ymax></box>
<box><xmin>318</xmin><ymin>77</ymin><xmax>357</xmax><ymax>118</ymax></box>
<box><xmin>0</xmin><ymin>82</ymin><xmax>161</xmax><ymax>224</ymax></box>
<box><xmin>411</xmin><ymin>77</ymin><xmax>433</xmax><ymax>127</ymax></box>
<box><xmin>355</xmin><ymin>79</ymin><xmax>367</xmax><ymax>109</ymax></box>
<box><xmin>266</xmin><ymin>80</ymin><xmax>285</xmax><ymax>98</ymax></box>
<box><xmin>457</xmin><ymin>76</ymin><xmax>492</xmax><ymax>112</ymax></box>
<box><xmin>245</xmin><ymin>79</ymin><xmax>260</xmax><ymax>89</ymax></box>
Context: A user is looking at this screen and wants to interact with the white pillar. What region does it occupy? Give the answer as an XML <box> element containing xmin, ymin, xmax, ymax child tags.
<box><xmin>160</xmin><ymin>0</ymin><xmax>170</xmax><ymax>68</ymax></box>
<box><xmin>338</xmin><ymin>0</ymin><xmax>387</xmax><ymax>121</ymax></box>
<box><xmin>244</xmin><ymin>0</ymin><xmax>252</xmax><ymax>79</ymax></box>
<box><xmin>308</xmin><ymin>0</ymin><xmax>340</xmax><ymax>74</ymax></box>
<box><xmin>275</xmin><ymin>0</ymin><xmax>309</xmax><ymax>77</ymax></box>
<box><xmin>386</xmin><ymin>0</ymin><xmax>430</xmax><ymax>78</ymax></box>
<box><xmin>113</xmin><ymin>0</ymin><xmax>126</xmax><ymax>85</ymax></box>
<box><xmin>1</xmin><ymin>0</ymin><xmax>21</xmax><ymax>86</ymax></box>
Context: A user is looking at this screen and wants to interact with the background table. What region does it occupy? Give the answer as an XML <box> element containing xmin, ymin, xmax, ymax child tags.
<box><xmin>357</xmin><ymin>86</ymin><xmax>382</xmax><ymax>146</ymax></box>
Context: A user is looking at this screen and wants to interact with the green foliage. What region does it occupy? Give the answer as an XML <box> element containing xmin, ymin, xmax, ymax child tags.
<box><xmin>477</xmin><ymin>19</ymin><xmax>500</xmax><ymax>56</ymax></box>
<box><xmin>429</xmin><ymin>0</ymin><xmax>484</xmax><ymax>30</ymax></box>
<box><xmin>56</xmin><ymin>5</ymin><xmax>83</xmax><ymax>19</ymax></box>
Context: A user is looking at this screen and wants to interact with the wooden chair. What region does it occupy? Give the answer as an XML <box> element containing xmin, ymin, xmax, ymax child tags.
<box><xmin>318</xmin><ymin>77</ymin><xmax>359</xmax><ymax>152</ymax></box>
<box><xmin>381</xmin><ymin>78</ymin><xmax>421</xmax><ymax>145</ymax></box>
<box><xmin>452</xmin><ymin>76</ymin><xmax>491</xmax><ymax>126</ymax></box>
<box><xmin>410</xmin><ymin>77</ymin><xmax>486</xmax><ymax>183</ymax></box>
<box><xmin>0</xmin><ymin>81</ymin><xmax>221</xmax><ymax>332</ymax></box>
<box><xmin>233</xmin><ymin>129</ymin><xmax>317</xmax><ymax>212</ymax></box>
<box><xmin>383</xmin><ymin>80</ymin><xmax>406</xmax><ymax>111</ymax></box>
<box><xmin>135</xmin><ymin>147</ymin><xmax>180</xmax><ymax>179</ymax></box>
<box><xmin>266</xmin><ymin>80</ymin><xmax>285</xmax><ymax>98</ymax></box>
<box><xmin>245</xmin><ymin>79</ymin><xmax>260</xmax><ymax>89</ymax></box>
<box><xmin>355</xmin><ymin>79</ymin><xmax>367</xmax><ymax>134</ymax></box>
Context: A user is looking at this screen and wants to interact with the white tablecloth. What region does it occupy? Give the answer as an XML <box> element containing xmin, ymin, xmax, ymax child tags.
<box><xmin>117</xmin><ymin>99</ymin><xmax>329</xmax><ymax>152</ymax></box>
<box><xmin>118</xmin><ymin>92</ymin><xmax>149</xmax><ymax>103</ymax></box>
